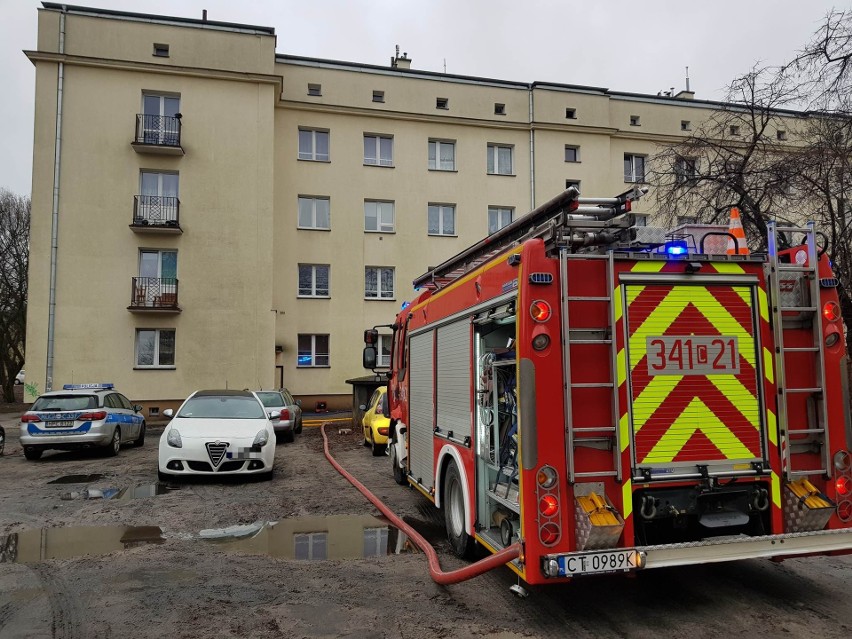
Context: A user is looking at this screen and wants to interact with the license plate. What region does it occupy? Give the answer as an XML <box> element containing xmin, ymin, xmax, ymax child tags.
<box><xmin>558</xmin><ymin>549</ymin><xmax>639</xmax><ymax>576</ymax></box>
<box><xmin>45</xmin><ymin>420</ymin><xmax>75</xmax><ymax>429</ymax></box>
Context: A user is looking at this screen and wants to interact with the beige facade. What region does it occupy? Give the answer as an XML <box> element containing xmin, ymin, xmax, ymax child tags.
<box><xmin>25</xmin><ymin>4</ymin><xmax>782</xmax><ymax>410</ymax></box>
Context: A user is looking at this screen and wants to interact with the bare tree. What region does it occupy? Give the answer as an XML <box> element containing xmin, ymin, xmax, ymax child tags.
<box><xmin>0</xmin><ymin>189</ymin><xmax>30</xmax><ymax>402</ymax></box>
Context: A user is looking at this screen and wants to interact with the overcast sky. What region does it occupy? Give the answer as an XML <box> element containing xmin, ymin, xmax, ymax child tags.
<box><xmin>0</xmin><ymin>0</ymin><xmax>841</xmax><ymax>196</ymax></box>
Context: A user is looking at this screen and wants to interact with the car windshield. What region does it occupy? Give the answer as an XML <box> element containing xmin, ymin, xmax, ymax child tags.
<box><xmin>255</xmin><ymin>392</ymin><xmax>284</xmax><ymax>408</ymax></box>
<box><xmin>177</xmin><ymin>395</ymin><xmax>265</xmax><ymax>419</ymax></box>
<box><xmin>31</xmin><ymin>395</ymin><xmax>97</xmax><ymax>411</ymax></box>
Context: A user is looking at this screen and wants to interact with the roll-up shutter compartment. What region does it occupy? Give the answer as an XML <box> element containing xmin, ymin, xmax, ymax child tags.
<box><xmin>409</xmin><ymin>331</ymin><xmax>436</xmax><ymax>490</ymax></box>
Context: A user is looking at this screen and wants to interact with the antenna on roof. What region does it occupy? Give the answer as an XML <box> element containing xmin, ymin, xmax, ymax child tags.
<box><xmin>686</xmin><ymin>66</ymin><xmax>690</xmax><ymax>92</ymax></box>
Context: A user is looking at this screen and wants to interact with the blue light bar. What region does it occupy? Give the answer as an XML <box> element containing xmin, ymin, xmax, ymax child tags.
<box><xmin>662</xmin><ymin>240</ymin><xmax>689</xmax><ymax>256</ymax></box>
<box><xmin>62</xmin><ymin>383</ymin><xmax>114</xmax><ymax>390</ymax></box>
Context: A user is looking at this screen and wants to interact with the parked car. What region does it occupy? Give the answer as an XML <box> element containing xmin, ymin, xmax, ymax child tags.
<box><xmin>360</xmin><ymin>386</ymin><xmax>390</xmax><ymax>456</ymax></box>
<box><xmin>253</xmin><ymin>389</ymin><xmax>302</xmax><ymax>443</ymax></box>
<box><xmin>0</xmin><ymin>426</ymin><xmax>5</xmax><ymax>456</ymax></box>
<box><xmin>14</xmin><ymin>369</ymin><xmax>24</xmax><ymax>385</ymax></box>
<box><xmin>158</xmin><ymin>389</ymin><xmax>276</xmax><ymax>481</ymax></box>
<box><xmin>19</xmin><ymin>383</ymin><xmax>145</xmax><ymax>460</ymax></box>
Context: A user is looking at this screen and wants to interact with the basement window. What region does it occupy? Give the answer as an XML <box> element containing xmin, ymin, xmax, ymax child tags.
<box><xmin>494</xmin><ymin>103</ymin><xmax>506</xmax><ymax>115</ymax></box>
<box><xmin>149</xmin><ymin>407</ymin><xmax>159</xmax><ymax>416</ymax></box>
<box><xmin>153</xmin><ymin>43</ymin><xmax>169</xmax><ymax>57</ymax></box>
<box><xmin>436</xmin><ymin>97</ymin><xmax>449</xmax><ymax>110</ymax></box>
<box><xmin>308</xmin><ymin>84</ymin><xmax>322</xmax><ymax>97</ymax></box>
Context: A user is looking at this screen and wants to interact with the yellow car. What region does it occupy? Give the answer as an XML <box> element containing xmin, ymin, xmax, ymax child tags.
<box><xmin>361</xmin><ymin>386</ymin><xmax>390</xmax><ymax>456</ymax></box>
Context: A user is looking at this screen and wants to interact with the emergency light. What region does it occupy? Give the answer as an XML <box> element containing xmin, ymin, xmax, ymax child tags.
<box><xmin>663</xmin><ymin>240</ymin><xmax>688</xmax><ymax>256</ymax></box>
<box><xmin>62</xmin><ymin>383</ymin><xmax>114</xmax><ymax>390</ymax></box>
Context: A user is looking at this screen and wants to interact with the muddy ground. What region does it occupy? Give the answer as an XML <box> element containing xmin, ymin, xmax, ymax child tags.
<box><xmin>0</xmin><ymin>403</ymin><xmax>851</xmax><ymax>639</ymax></box>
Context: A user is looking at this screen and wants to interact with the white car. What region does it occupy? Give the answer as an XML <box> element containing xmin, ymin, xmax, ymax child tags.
<box><xmin>158</xmin><ymin>389</ymin><xmax>276</xmax><ymax>481</ymax></box>
<box><xmin>14</xmin><ymin>369</ymin><xmax>24</xmax><ymax>385</ymax></box>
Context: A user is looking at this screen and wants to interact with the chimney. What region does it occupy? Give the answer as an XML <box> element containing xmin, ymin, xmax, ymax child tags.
<box><xmin>391</xmin><ymin>45</ymin><xmax>411</xmax><ymax>70</ymax></box>
<box><xmin>202</xmin><ymin>9</ymin><xmax>207</xmax><ymax>21</ymax></box>
<box><xmin>675</xmin><ymin>90</ymin><xmax>695</xmax><ymax>100</ymax></box>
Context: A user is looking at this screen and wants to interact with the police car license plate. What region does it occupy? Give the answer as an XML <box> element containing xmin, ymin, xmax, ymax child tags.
<box><xmin>558</xmin><ymin>549</ymin><xmax>638</xmax><ymax>576</ymax></box>
<box><xmin>45</xmin><ymin>420</ymin><xmax>75</xmax><ymax>429</ymax></box>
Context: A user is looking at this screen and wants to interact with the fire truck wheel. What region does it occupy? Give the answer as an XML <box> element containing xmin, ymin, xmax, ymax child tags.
<box><xmin>391</xmin><ymin>445</ymin><xmax>406</xmax><ymax>485</ymax></box>
<box><xmin>444</xmin><ymin>462</ymin><xmax>475</xmax><ymax>559</ymax></box>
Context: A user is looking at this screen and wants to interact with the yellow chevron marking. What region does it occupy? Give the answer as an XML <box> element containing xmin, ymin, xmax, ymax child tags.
<box><xmin>766</xmin><ymin>409</ymin><xmax>777</xmax><ymax>446</ymax></box>
<box><xmin>642</xmin><ymin>397</ymin><xmax>755</xmax><ymax>463</ymax></box>
<box><xmin>630</xmin><ymin>262</ymin><xmax>666</xmax><ymax>273</ymax></box>
<box><xmin>631</xmin><ymin>374</ymin><xmax>682</xmax><ymax>433</ymax></box>
<box><xmin>771</xmin><ymin>471</ymin><xmax>781</xmax><ymax>508</ymax></box>
<box><xmin>707</xmin><ymin>375</ymin><xmax>760</xmax><ymax>429</ymax></box>
<box><xmin>626</xmin><ymin>284</ymin><xmax>646</xmax><ymax>306</ymax></box>
<box><xmin>622</xmin><ymin>479</ymin><xmax>633</xmax><ymax>519</ymax></box>
<box><xmin>617</xmin><ymin>347</ymin><xmax>627</xmax><ymax>387</ymax></box>
<box><xmin>620</xmin><ymin>412</ymin><xmax>631</xmax><ymax>453</ymax></box>
<box><xmin>763</xmin><ymin>347</ymin><xmax>774</xmax><ymax>384</ymax></box>
<box><xmin>711</xmin><ymin>263</ymin><xmax>746</xmax><ymax>274</ymax></box>
<box><xmin>757</xmin><ymin>288</ymin><xmax>769</xmax><ymax>323</ymax></box>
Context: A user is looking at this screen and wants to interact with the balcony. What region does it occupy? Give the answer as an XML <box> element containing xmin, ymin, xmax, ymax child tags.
<box><xmin>128</xmin><ymin>277</ymin><xmax>181</xmax><ymax>313</ymax></box>
<box><xmin>131</xmin><ymin>195</ymin><xmax>182</xmax><ymax>234</ymax></box>
<box><xmin>131</xmin><ymin>114</ymin><xmax>184</xmax><ymax>155</ymax></box>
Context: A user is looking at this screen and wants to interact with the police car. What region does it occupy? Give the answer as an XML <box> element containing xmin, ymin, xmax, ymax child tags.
<box><xmin>20</xmin><ymin>383</ymin><xmax>145</xmax><ymax>461</ymax></box>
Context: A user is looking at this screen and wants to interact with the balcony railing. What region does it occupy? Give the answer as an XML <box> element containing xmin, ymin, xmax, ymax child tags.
<box><xmin>129</xmin><ymin>277</ymin><xmax>180</xmax><ymax>311</ymax></box>
<box><xmin>132</xmin><ymin>195</ymin><xmax>181</xmax><ymax>231</ymax></box>
<box><xmin>132</xmin><ymin>114</ymin><xmax>183</xmax><ymax>154</ymax></box>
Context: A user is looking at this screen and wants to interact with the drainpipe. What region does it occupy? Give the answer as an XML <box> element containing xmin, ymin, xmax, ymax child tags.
<box><xmin>46</xmin><ymin>6</ymin><xmax>67</xmax><ymax>392</ymax></box>
<box><xmin>528</xmin><ymin>84</ymin><xmax>535</xmax><ymax>210</ymax></box>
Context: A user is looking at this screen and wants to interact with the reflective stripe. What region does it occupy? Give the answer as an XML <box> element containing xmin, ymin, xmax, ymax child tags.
<box><xmin>763</xmin><ymin>347</ymin><xmax>774</xmax><ymax>384</ymax></box>
<box><xmin>771</xmin><ymin>471</ymin><xmax>782</xmax><ymax>508</ymax></box>
<box><xmin>766</xmin><ymin>409</ymin><xmax>777</xmax><ymax>446</ymax></box>
<box><xmin>622</xmin><ymin>479</ymin><xmax>633</xmax><ymax>519</ymax></box>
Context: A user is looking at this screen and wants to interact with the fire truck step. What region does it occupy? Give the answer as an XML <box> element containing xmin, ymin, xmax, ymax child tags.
<box><xmin>789</xmin><ymin>469</ymin><xmax>828</xmax><ymax>476</ymax></box>
<box><xmin>569</xmin><ymin>339</ymin><xmax>613</xmax><ymax>345</ymax></box>
<box><xmin>780</xmin><ymin>306</ymin><xmax>818</xmax><ymax>312</ymax></box>
<box><xmin>778</xmin><ymin>265</ymin><xmax>816</xmax><ymax>273</ymax></box>
<box><xmin>570</xmin><ymin>382</ymin><xmax>614</xmax><ymax>388</ymax></box>
<box><xmin>785</xmin><ymin>387</ymin><xmax>823</xmax><ymax>394</ymax></box>
<box><xmin>574</xmin><ymin>471</ymin><xmax>619</xmax><ymax>478</ymax></box>
<box><xmin>783</xmin><ymin>346</ymin><xmax>821</xmax><ymax>352</ymax></box>
<box><xmin>573</xmin><ymin>427</ymin><xmax>616</xmax><ymax>433</ymax></box>
<box><xmin>567</xmin><ymin>296</ymin><xmax>612</xmax><ymax>302</ymax></box>
<box><xmin>787</xmin><ymin>428</ymin><xmax>829</xmax><ymax>435</ymax></box>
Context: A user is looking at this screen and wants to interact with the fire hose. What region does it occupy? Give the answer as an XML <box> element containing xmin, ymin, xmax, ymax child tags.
<box><xmin>321</xmin><ymin>423</ymin><xmax>522</xmax><ymax>585</ymax></box>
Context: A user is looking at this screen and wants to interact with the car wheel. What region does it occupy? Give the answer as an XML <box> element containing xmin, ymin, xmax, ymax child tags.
<box><xmin>106</xmin><ymin>427</ymin><xmax>121</xmax><ymax>457</ymax></box>
<box><xmin>444</xmin><ymin>461</ymin><xmax>476</xmax><ymax>559</ymax></box>
<box><xmin>24</xmin><ymin>447</ymin><xmax>42</xmax><ymax>461</ymax></box>
<box><xmin>283</xmin><ymin>429</ymin><xmax>295</xmax><ymax>444</ymax></box>
<box><xmin>391</xmin><ymin>444</ymin><xmax>406</xmax><ymax>485</ymax></box>
<box><xmin>0</xmin><ymin>426</ymin><xmax>5</xmax><ymax>456</ymax></box>
<box><xmin>133</xmin><ymin>422</ymin><xmax>146</xmax><ymax>447</ymax></box>
<box><xmin>371</xmin><ymin>435</ymin><xmax>385</xmax><ymax>457</ymax></box>
<box><xmin>157</xmin><ymin>470</ymin><xmax>171</xmax><ymax>482</ymax></box>
<box><xmin>363</xmin><ymin>427</ymin><xmax>371</xmax><ymax>447</ymax></box>
<box><xmin>259</xmin><ymin>470</ymin><xmax>274</xmax><ymax>481</ymax></box>
<box><xmin>295</xmin><ymin>418</ymin><xmax>303</xmax><ymax>434</ymax></box>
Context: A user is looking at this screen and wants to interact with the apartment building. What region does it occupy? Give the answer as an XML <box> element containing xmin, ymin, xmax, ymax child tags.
<box><xmin>25</xmin><ymin>3</ymin><xmax>763</xmax><ymax>411</ymax></box>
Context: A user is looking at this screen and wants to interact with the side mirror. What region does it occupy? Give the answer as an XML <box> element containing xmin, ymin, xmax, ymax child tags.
<box><xmin>295</xmin><ymin>399</ymin><xmax>302</xmax><ymax>407</ymax></box>
<box><xmin>268</xmin><ymin>410</ymin><xmax>281</xmax><ymax>420</ymax></box>
<box><xmin>363</xmin><ymin>346</ymin><xmax>377</xmax><ymax>369</ymax></box>
<box><xmin>133</xmin><ymin>404</ymin><xmax>143</xmax><ymax>413</ymax></box>
<box><xmin>163</xmin><ymin>408</ymin><xmax>174</xmax><ymax>418</ymax></box>
<box><xmin>364</xmin><ymin>329</ymin><xmax>379</xmax><ymax>345</ymax></box>
<box><xmin>359</xmin><ymin>404</ymin><xmax>367</xmax><ymax>411</ymax></box>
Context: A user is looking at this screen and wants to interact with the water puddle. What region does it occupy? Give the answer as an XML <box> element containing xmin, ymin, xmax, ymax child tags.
<box><xmin>59</xmin><ymin>483</ymin><xmax>180</xmax><ymax>501</ymax></box>
<box><xmin>200</xmin><ymin>514</ymin><xmax>416</xmax><ymax>560</ymax></box>
<box><xmin>0</xmin><ymin>526</ymin><xmax>164</xmax><ymax>564</ymax></box>
<box><xmin>48</xmin><ymin>474</ymin><xmax>105</xmax><ymax>484</ymax></box>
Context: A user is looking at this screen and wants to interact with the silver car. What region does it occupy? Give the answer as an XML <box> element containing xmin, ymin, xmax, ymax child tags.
<box><xmin>253</xmin><ymin>389</ymin><xmax>302</xmax><ymax>443</ymax></box>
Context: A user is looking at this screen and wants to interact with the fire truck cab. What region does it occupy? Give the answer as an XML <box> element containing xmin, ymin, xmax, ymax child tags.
<box><xmin>364</xmin><ymin>186</ymin><xmax>852</xmax><ymax>585</ymax></box>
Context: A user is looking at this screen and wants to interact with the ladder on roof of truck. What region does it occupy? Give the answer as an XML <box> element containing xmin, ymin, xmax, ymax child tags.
<box><xmin>766</xmin><ymin>220</ymin><xmax>831</xmax><ymax>480</ymax></box>
<box><xmin>412</xmin><ymin>186</ymin><xmax>648</xmax><ymax>290</ymax></box>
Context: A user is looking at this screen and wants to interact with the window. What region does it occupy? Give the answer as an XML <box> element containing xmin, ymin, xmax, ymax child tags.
<box><xmin>565</xmin><ymin>180</ymin><xmax>581</xmax><ymax>192</ymax></box>
<box><xmin>730</xmin><ymin>125</ymin><xmax>741</xmax><ymax>136</ymax></box>
<box><xmin>487</xmin><ymin>143</ymin><xmax>514</xmax><ymax>175</ymax></box>
<box><xmin>307</xmin><ymin>83</ymin><xmax>322</xmax><ymax>96</ymax></box>
<box><xmin>135</xmin><ymin>329</ymin><xmax>175</xmax><ymax>367</ymax></box>
<box><xmin>675</xmin><ymin>157</ymin><xmax>698</xmax><ymax>184</ymax></box>
<box><xmin>297</xmin><ymin>334</ymin><xmax>329</xmax><ymax>367</ymax></box>
<box><xmin>294</xmin><ymin>532</ymin><xmax>328</xmax><ymax>559</ymax></box>
<box><xmin>564</xmin><ymin>145</ymin><xmax>580</xmax><ymax>162</ymax></box>
<box><xmin>298</xmin><ymin>128</ymin><xmax>329</xmax><ymax>161</ymax></box>
<box><xmin>298</xmin><ymin>264</ymin><xmax>330</xmax><ymax>297</ymax></box>
<box><xmin>488</xmin><ymin>206</ymin><xmax>513</xmax><ymax>234</ymax></box>
<box><xmin>153</xmin><ymin>43</ymin><xmax>169</xmax><ymax>57</ymax></box>
<box><xmin>149</xmin><ymin>407</ymin><xmax>160</xmax><ymax>416</ymax></box>
<box><xmin>298</xmin><ymin>196</ymin><xmax>330</xmax><ymax>230</ymax></box>
<box><xmin>428</xmin><ymin>140</ymin><xmax>455</xmax><ymax>171</ymax></box>
<box><xmin>364</xmin><ymin>134</ymin><xmax>393</xmax><ymax>166</ymax></box>
<box><xmin>372</xmin><ymin>90</ymin><xmax>384</xmax><ymax>103</ymax></box>
<box><xmin>139</xmin><ymin>249</ymin><xmax>177</xmax><ymax>281</ymax></box>
<box><xmin>436</xmin><ymin>97</ymin><xmax>448</xmax><ymax>109</ymax></box>
<box><xmin>363</xmin><ymin>527</ymin><xmax>389</xmax><ymax>557</ymax></box>
<box><xmin>624</xmin><ymin>154</ymin><xmax>646</xmax><ymax>183</ymax></box>
<box><xmin>378</xmin><ymin>335</ymin><xmax>392</xmax><ymax>367</ymax></box>
<box><xmin>428</xmin><ymin>204</ymin><xmax>455</xmax><ymax>236</ymax></box>
<box><xmin>138</xmin><ymin>171</ymin><xmax>179</xmax><ymax>224</ymax></box>
<box><xmin>494</xmin><ymin>103</ymin><xmax>506</xmax><ymax>115</ymax></box>
<box><xmin>364</xmin><ymin>200</ymin><xmax>395</xmax><ymax>233</ymax></box>
<box><xmin>365</xmin><ymin>266</ymin><xmax>395</xmax><ymax>299</ymax></box>
<box><xmin>141</xmin><ymin>94</ymin><xmax>180</xmax><ymax>144</ymax></box>
<box><xmin>681</xmin><ymin>120</ymin><xmax>691</xmax><ymax>131</ymax></box>
<box><xmin>777</xmin><ymin>130</ymin><xmax>787</xmax><ymax>141</ymax></box>
<box><xmin>566</xmin><ymin>108</ymin><xmax>576</xmax><ymax>119</ymax></box>
<box><xmin>630</xmin><ymin>115</ymin><xmax>641</xmax><ymax>126</ymax></box>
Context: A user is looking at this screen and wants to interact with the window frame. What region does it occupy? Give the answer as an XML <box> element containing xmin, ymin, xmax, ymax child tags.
<box><xmin>378</xmin><ymin>334</ymin><xmax>392</xmax><ymax>367</ymax></box>
<box><xmin>487</xmin><ymin>206</ymin><xmax>514</xmax><ymax>235</ymax></box>
<box><xmin>297</xmin><ymin>195</ymin><xmax>331</xmax><ymax>230</ymax></box>
<box><xmin>427</xmin><ymin>203</ymin><xmax>456</xmax><ymax>237</ymax></box>
<box><xmin>365</xmin><ymin>266</ymin><xmax>395</xmax><ymax>300</ymax></box>
<box><xmin>487</xmin><ymin>143</ymin><xmax>514</xmax><ymax>176</ymax></box>
<box><xmin>624</xmin><ymin>154</ymin><xmax>647</xmax><ymax>183</ymax></box>
<box><xmin>297</xmin><ymin>263</ymin><xmax>331</xmax><ymax>298</ymax></box>
<box><xmin>134</xmin><ymin>328</ymin><xmax>176</xmax><ymax>369</ymax></box>
<box><xmin>297</xmin><ymin>128</ymin><xmax>330</xmax><ymax>162</ymax></box>
<box><xmin>564</xmin><ymin>145</ymin><xmax>580</xmax><ymax>163</ymax></box>
<box><xmin>428</xmin><ymin>139</ymin><xmax>456</xmax><ymax>171</ymax></box>
<box><xmin>675</xmin><ymin>156</ymin><xmax>699</xmax><ymax>185</ymax></box>
<box><xmin>364</xmin><ymin>200</ymin><xmax>395</xmax><ymax>233</ymax></box>
<box><xmin>363</xmin><ymin>133</ymin><xmax>394</xmax><ymax>167</ymax></box>
<box><xmin>297</xmin><ymin>334</ymin><xmax>330</xmax><ymax>368</ymax></box>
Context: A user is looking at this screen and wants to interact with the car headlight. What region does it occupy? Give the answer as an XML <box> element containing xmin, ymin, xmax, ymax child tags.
<box><xmin>166</xmin><ymin>428</ymin><xmax>182</xmax><ymax>448</ymax></box>
<box><xmin>253</xmin><ymin>429</ymin><xmax>269</xmax><ymax>448</ymax></box>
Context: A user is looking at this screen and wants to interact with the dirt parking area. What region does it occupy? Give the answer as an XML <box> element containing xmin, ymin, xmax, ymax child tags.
<box><xmin>1</xmin><ymin>407</ymin><xmax>851</xmax><ymax>639</ymax></box>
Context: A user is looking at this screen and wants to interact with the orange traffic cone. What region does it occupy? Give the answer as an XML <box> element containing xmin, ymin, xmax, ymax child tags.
<box><xmin>727</xmin><ymin>207</ymin><xmax>749</xmax><ymax>255</ymax></box>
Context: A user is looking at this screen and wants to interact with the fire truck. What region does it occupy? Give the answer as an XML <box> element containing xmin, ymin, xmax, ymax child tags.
<box><xmin>362</xmin><ymin>186</ymin><xmax>852</xmax><ymax>584</ymax></box>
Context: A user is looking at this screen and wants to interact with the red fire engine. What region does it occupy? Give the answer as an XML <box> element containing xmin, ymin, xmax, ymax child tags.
<box><xmin>362</xmin><ymin>186</ymin><xmax>852</xmax><ymax>585</ymax></box>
